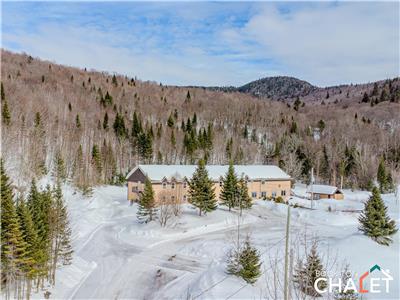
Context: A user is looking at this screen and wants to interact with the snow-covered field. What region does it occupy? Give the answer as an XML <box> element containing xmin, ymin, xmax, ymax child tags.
<box><xmin>34</xmin><ymin>184</ymin><xmax>399</xmax><ymax>299</ymax></box>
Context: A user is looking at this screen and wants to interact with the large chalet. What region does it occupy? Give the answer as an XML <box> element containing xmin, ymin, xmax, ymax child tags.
<box><xmin>126</xmin><ymin>164</ymin><xmax>292</xmax><ymax>203</ymax></box>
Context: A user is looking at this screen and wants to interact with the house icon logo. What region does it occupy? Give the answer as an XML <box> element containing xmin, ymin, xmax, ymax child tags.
<box><xmin>359</xmin><ymin>264</ymin><xmax>393</xmax><ymax>294</ymax></box>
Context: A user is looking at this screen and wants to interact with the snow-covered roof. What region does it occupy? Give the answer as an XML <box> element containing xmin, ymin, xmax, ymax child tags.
<box><xmin>306</xmin><ymin>184</ymin><xmax>342</xmax><ymax>195</ymax></box>
<box><xmin>126</xmin><ymin>164</ymin><xmax>291</xmax><ymax>182</ymax></box>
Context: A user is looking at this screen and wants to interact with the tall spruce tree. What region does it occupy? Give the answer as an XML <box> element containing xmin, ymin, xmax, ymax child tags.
<box><xmin>358</xmin><ymin>187</ymin><xmax>397</xmax><ymax>245</ymax></box>
<box><xmin>16</xmin><ymin>197</ymin><xmax>38</xmax><ymax>297</ymax></box>
<box><xmin>1</xmin><ymin>160</ymin><xmax>28</xmax><ymax>296</ymax></box>
<box><xmin>238</xmin><ymin>177</ymin><xmax>252</xmax><ymax>209</ymax></box>
<box><xmin>293</xmin><ymin>242</ymin><xmax>327</xmax><ymax>297</ymax></box>
<box><xmin>1</xmin><ymin>83</ymin><xmax>11</xmax><ymax>126</ymax></box>
<box><xmin>50</xmin><ymin>183</ymin><xmax>73</xmax><ymax>284</ymax></box>
<box><xmin>220</xmin><ymin>162</ymin><xmax>238</xmax><ymax>211</ymax></box>
<box><xmin>376</xmin><ymin>158</ymin><xmax>387</xmax><ymax>193</ymax></box>
<box><xmin>131</xmin><ymin>111</ymin><xmax>142</xmax><ymax>138</ymax></box>
<box><xmin>91</xmin><ymin>144</ymin><xmax>102</xmax><ymax>173</ymax></box>
<box><xmin>137</xmin><ymin>178</ymin><xmax>157</xmax><ymax>223</ymax></box>
<box><xmin>53</xmin><ymin>150</ymin><xmax>67</xmax><ymax>183</ymax></box>
<box><xmin>27</xmin><ymin>181</ymin><xmax>52</xmax><ymax>280</ymax></box>
<box><xmin>188</xmin><ymin>159</ymin><xmax>217</xmax><ymax>216</ymax></box>
<box><xmin>103</xmin><ymin>112</ymin><xmax>109</xmax><ymax>130</ymax></box>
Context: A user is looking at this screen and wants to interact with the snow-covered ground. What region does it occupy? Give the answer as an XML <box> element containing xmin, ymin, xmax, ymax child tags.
<box><xmin>34</xmin><ymin>184</ymin><xmax>399</xmax><ymax>299</ymax></box>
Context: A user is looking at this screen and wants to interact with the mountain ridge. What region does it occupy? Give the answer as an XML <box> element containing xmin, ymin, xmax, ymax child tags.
<box><xmin>186</xmin><ymin>75</ymin><xmax>400</xmax><ymax>103</ymax></box>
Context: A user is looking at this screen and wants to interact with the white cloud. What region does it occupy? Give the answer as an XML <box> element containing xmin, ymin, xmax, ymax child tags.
<box><xmin>222</xmin><ymin>2</ymin><xmax>399</xmax><ymax>86</ymax></box>
<box><xmin>3</xmin><ymin>25</ymin><xmax>265</xmax><ymax>86</ymax></box>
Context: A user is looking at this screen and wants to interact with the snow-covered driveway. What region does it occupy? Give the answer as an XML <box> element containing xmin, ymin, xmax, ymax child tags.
<box><xmin>37</xmin><ymin>185</ymin><xmax>399</xmax><ymax>300</ymax></box>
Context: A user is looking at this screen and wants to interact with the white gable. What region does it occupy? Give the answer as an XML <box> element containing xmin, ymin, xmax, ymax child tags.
<box><xmin>306</xmin><ymin>184</ymin><xmax>341</xmax><ymax>195</ymax></box>
<box><xmin>126</xmin><ymin>165</ymin><xmax>291</xmax><ymax>182</ymax></box>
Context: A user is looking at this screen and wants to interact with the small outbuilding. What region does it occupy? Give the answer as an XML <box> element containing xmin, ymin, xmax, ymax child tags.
<box><xmin>306</xmin><ymin>184</ymin><xmax>344</xmax><ymax>200</ymax></box>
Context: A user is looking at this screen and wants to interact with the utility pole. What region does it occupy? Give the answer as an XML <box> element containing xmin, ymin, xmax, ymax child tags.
<box><xmin>283</xmin><ymin>205</ymin><xmax>291</xmax><ymax>300</ymax></box>
<box><xmin>239</xmin><ymin>190</ymin><xmax>242</xmax><ymax>217</ymax></box>
<box><xmin>310</xmin><ymin>167</ymin><xmax>314</xmax><ymax>209</ymax></box>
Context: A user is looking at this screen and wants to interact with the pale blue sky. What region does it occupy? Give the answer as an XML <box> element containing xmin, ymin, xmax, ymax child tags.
<box><xmin>2</xmin><ymin>1</ymin><xmax>399</xmax><ymax>86</ymax></box>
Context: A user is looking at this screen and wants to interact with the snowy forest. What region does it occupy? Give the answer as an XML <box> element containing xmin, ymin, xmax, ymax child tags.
<box><xmin>1</xmin><ymin>50</ymin><xmax>400</xmax><ymax>195</ymax></box>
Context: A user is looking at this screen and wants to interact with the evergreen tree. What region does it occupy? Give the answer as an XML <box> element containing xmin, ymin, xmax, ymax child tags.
<box><xmin>185</xmin><ymin>90</ymin><xmax>191</xmax><ymax>103</ymax></box>
<box><xmin>53</xmin><ymin>150</ymin><xmax>67</xmax><ymax>183</ymax></box>
<box><xmin>371</xmin><ymin>82</ymin><xmax>379</xmax><ymax>96</ymax></box>
<box><xmin>1</xmin><ymin>81</ymin><xmax>5</xmax><ymax>101</ymax></box>
<box><xmin>113</xmin><ymin>113</ymin><xmax>127</xmax><ymax>139</ymax></box>
<box><xmin>361</xmin><ymin>92</ymin><xmax>370</xmax><ymax>103</ymax></box>
<box><xmin>318</xmin><ymin>119</ymin><xmax>326</xmax><ymax>132</ymax></box>
<box><xmin>137</xmin><ymin>178</ymin><xmax>157</xmax><ymax>223</ymax></box>
<box><xmin>192</xmin><ymin>113</ymin><xmax>197</xmax><ymax>125</ymax></box>
<box><xmin>377</xmin><ymin>158</ymin><xmax>388</xmax><ymax>193</ymax></box>
<box><xmin>112</xmin><ymin>74</ymin><xmax>118</xmax><ymax>87</ymax></box>
<box><xmin>227</xmin><ymin>236</ymin><xmax>261</xmax><ymax>284</ymax></box>
<box><xmin>76</xmin><ymin>114</ymin><xmax>81</xmax><ymax>129</ymax></box>
<box><xmin>103</xmin><ymin>112</ymin><xmax>109</xmax><ymax>130</ymax></box>
<box><xmin>251</xmin><ymin>129</ymin><xmax>257</xmax><ymax>143</ymax></box>
<box><xmin>358</xmin><ymin>187</ymin><xmax>397</xmax><ymax>245</ymax></box>
<box><xmin>220</xmin><ymin>162</ymin><xmax>238</xmax><ymax>211</ymax></box>
<box><xmin>243</xmin><ymin>124</ymin><xmax>249</xmax><ymax>139</ymax></box>
<box><xmin>1</xmin><ymin>82</ymin><xmax>11</xmax><ymax>126</ymax></box>
<box><xmin>188</xmin><ymin>159</ymin><xmax>217</xmax><ymax>216</ymax></box>
<box><xmin>225</xmin><ymin>138</ymin><xmax>233</xmax><ymax>161</ymax></box>
<box><xmin>294</xmin><ymin>97</ymin><xmax>301</xmax><ymax>111</ymax></box>
<box><xmin>380</xmin><ymin>89</ymin><xmax>388</xmax><ymax>102</ymax></box>
<box><xmin>1</xmin><ymin>160</ymin><xmax>28</xmax><ymax>294</ymax></box>
<box><xmin>91</xmin><ymin>144</ymin><xmax>102</xmax><ymax>173</ymax></box>
<box><xmin>238</xmin><ymin>177</ymin><xmax>252</xmax><ymax>209</ymax></box>
<box><xmin>138</xmin><ymin>131</ymin><xmax>153</xmax><ymax>162</ymax></box>
<box><xmin>16</xmin><ymin>197</ymin><xmax>40</xmax><ymax>285</ymax></box>
<box><xmin>131</xmin><ymin>111</ymin><xmax>142</xmax><ymax>138</ymax></box>
<box><xmin>294</xmin><ymin>242</ymin><xmax>327</xmax><ymax>297</ymax></box>
<box><xmin>167</xmin><ymin>114</ymin><xmax>175</xmax><ymax>127</ymax></box>
<box><xmin>320</xmin><ymin>145</ymin><xmax>330</xmax><ymax>182</ymax></box>
<box><xmin>170</xmin><ymin>130</ymin><xmax>176</xmax><ymax>147</ymax></box>
<box><xmin>290</xmin><ymin>121</ymin><xmax>298</xmax><ymax>134</ymax></box>
<box><xmin>34</xmin><ymin>112</ymin><xmax>41</xmax><ymax>128</ymax></box>
<box><xmin>51</xmin><ymin>184</ymin><xmax>73</xmax><ymax>273</ymax></box>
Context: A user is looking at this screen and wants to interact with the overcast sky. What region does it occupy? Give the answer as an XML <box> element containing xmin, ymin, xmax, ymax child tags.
<box><xmin>2</xmin><ymin>1</ymin><xmax>399</xmax><ymax>87</ymax></box>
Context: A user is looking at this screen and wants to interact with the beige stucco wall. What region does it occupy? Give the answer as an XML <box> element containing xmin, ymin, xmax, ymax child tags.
<box><xmin>315</xmin><ymin>193</ymin><xmax>344</xmax><ymax>200</ymax></box>
<box><xmin>128</xmin><ymin>179</ymin><xmax>291</xmax><ymax>203</ymax></box>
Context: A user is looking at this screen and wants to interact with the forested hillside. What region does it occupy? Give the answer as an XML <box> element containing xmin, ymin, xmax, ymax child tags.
<box><xmin>1</xmin><ymin>50</ymin><xmax>399</xmax><ymax>193</ymax></box>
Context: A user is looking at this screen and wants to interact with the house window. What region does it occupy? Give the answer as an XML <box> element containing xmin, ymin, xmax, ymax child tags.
<box><xmin>281</xmin><ymin>190</ymin><xmax>286</xmax><ymax>196</ymax></box>
<box><xmin>261</xmin><ymin>180</ymin><xmax>265</xmax><ymax>185</ymax></box>
<box><xmin>171</xmin><ymin>195</ymin><xmax>175</xmax><ymax>201</ymax></box>
<box><xmin>163</xmin><ymin>183</ymin><xmax>167</xmax><ymax>189</ymax></box>
<box><xmin>219</xmin><ymin>181</ymin><xmax>223</xmax><ymax>187</ymax></box>
<box><xmin>272</xmin><ymin>191</ymin><xmax>277</xmax><ymax>198</ymax></box>
<box><xmin>162</xmin><ymin>196</ymin><xmax>166</xmax><ymax>201</ymax></box>
<box><xmin>171</xmin><ymin>182</ymin><xmax>175</xmax><ymax>189</ymax></box>
<box><xmin>183</xmin><ymin>182</ymin><xmax>187</xmax><ymax>189</ymax></box>
<box><xmin>251</xmin><ymin>192</ymin><xmax>257</xmax><ymax>198</ymax></box>
<box><xmin>183</xmin><ymin>195</ymin><xmax>187</xmax><ymax>201</ymax></box>
<box><xmin>261</xmin><ymin>191</ymin><xmax>266</xmax><ymax>198</ymax></box>
<box><xmin>132</xmin><ymin>186</ymin><xmax>138</xmax><ymax>192</ymax></box>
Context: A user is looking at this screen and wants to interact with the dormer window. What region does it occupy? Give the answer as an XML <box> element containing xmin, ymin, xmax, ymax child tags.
<box><xmin>171</xmin><ymin>182</ymin><xmax>175</xmax><ymax>189</ymax></box>
<box><xmin>219</xmin><ymin>181</ymin><xmax>223</xmax><ymax>187</ymax></box>
<box><xmin>163</xmin><ymin>183</ymin><xmax>167</xmax><ymax>189</ymax></box>
<box><xmin>183</xmin><ymin>182</ymin><xmax>187</xmax><ymax>189</ymax></box>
